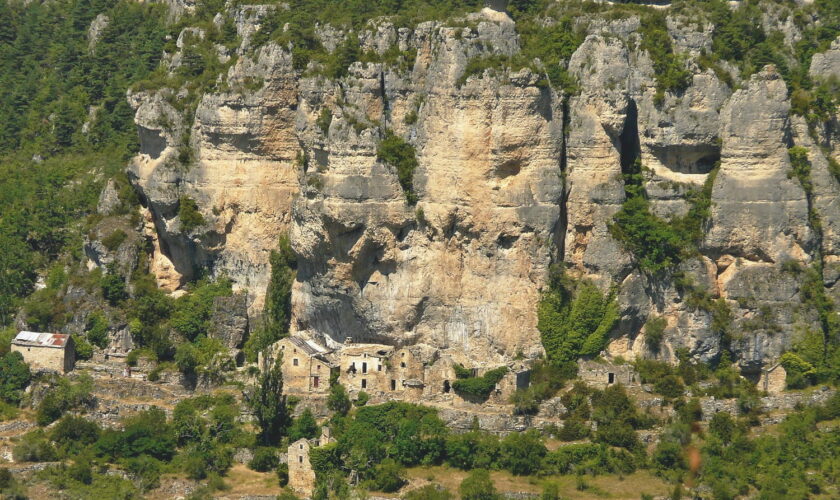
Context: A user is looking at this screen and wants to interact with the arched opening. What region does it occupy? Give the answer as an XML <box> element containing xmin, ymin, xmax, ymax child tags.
<box><xmin>443</xmin><ymin>380</ymin><xmax>450</xmax><ymax>393</ymax></box>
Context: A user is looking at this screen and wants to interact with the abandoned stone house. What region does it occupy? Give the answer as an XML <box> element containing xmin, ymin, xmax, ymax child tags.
<box><xmin>758</xmin><ymin>363</ymin><xmax>786</xmax><ymax>394</ymax></box>
<box><xmin>288</xmin><ymin>438</ymin><xmax>316</xmax><ymax>498</ymax></box>
<box><xmin>577</xmin><ymin>359</ymin><xmax>638</xmax><ymax>389</ymax></box>
<box><xmin>267</xmin><ymin>337</ymin><xmax>333</xmax><ymax>395</ymax></box>
<box><xmin>11</xmin><ymin>331</ymin><xmax>75</xmax><ymax>373</ymax></box>
<box><xmin>266</xmin><ymin>335</ymin><xmax>530</xmax><ymax>404</ymax></box>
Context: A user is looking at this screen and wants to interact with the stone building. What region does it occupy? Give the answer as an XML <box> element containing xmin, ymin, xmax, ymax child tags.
<box><xmin>288</xmin><ymin>438</ymin><xmax>316</xmax><ymax>498</ymax></box>
<box><xmin>270</xmin><ymin>337</ymin><xmax>333</xmax><ymax>395</ymax></box>
<box><xmin>577</xmin><ymin>359</ymin><xmax>638</xmax><ymax>389</ymax></box>
<box><xmin>758</xmin><ymin>363</ymin><xmax>786</xmax><ymax>394</ymax></box>
<box><xmin>11</xmin><ymin>331</ymin><xmax>75</xmax><ymax>373</ymax></box>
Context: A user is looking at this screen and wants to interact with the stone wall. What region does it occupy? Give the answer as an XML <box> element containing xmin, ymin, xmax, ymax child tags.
<box><xmin>11</xmin><ymin>344</ymin><xmax>73</xmax><ymax>373</ymax></box>
<box><xmin>288</xmin><ymin>439</ymin><xmax>316</xmax><ymax>498</ymax></box>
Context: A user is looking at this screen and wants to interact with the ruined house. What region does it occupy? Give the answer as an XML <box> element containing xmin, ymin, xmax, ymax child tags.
<box><xmin>271</xmin><ymin>337</ymin><xmax>333</xmax><ymax>395</ymax></box>
<box><xmin>577</xmin><ymin>359</ymin><xmax>638</xmax><ymax>389</ymax></box>
<box><xmin>288</xmin><ymin>438</ymin><xmax>316</xmax><ymax>498</ymax></box>
<box><xmin>11</xmin><ymin>331</ymin><xmax>75</xmax><ymax>373</ymax></box>
<box><xmin>758</xmin><ymin>363</ymin><xmax>786</xmax><ymax>394</ymax></box>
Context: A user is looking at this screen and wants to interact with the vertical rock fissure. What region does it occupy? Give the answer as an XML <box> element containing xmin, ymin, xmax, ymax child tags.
<box><xmin>556</xmin><ymin>94</ymin><xmax>571</xmax><ymax>263</ymax></box>
<box><xmin>618</xmin><ymin>99</ymin><xmax>640</xmax><ymax>173</ymax></box>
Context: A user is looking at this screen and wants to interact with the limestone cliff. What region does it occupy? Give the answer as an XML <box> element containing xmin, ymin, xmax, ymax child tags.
<box><xmin>127</xmin><ymin>3</ymin><xmax>840</xmax><ymax>369</ymax></box>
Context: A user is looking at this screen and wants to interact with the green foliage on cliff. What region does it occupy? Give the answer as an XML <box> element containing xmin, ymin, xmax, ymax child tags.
<box><xmin>377</xmin><ymin>131</ymin><xmax>420</xmax><ymax>205</ymax></box>
<box><xmin>452</xmin><ymin>367</ymin><xmax>508</xmax><ymax>400</ymax></box>
<box><xmin>0</xmin><ymin>352</ymin><xmax>30</xmax><ymax>405</ymax></box>
<box><xmin>537</xmin><ymin>266</ymin><xmax>618</xmax><ymax>363</ymax></box>
<box><xmin>178</xmin><ymin>196</ymin><xmax>206</xmax><ymax>233</ymax></box>
<box><xmin>244</xmin><ymin>235</ymin><xmax>297</xmax><ymax>361</ymax></box>
<box><xmin>639</xmin><ymin>12</ymin><xmax>692</xmax><ymax>102</ymax></box>
<box><xmin>610</xmin><ymin>158</ymin><xmax>718</xmax><ymax>274</ymax></box>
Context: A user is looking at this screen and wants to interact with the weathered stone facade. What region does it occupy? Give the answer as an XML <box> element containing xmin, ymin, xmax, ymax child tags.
<box><xmin>577</xmin><ymin>359</ymin><xmax>638</xmax><ymax>390</ymax></box>
<box><xmin>11</xmin><ymin>332</ymin><xmax>75</xmax><ymax>373</ymax></box>
<box><xmin>288</xmin><ymin>438</ymin><xmax>316</xmax><ymax>498</ymax></box>
<box><xmin>266</xmin><ymin>337</ymin><xmax>332</xmax><ymax>395</ymax></box>
<box><xmin>758</xmin><ymin>363</ymin><xmax>787</xmax><ymax>394</ymax></box>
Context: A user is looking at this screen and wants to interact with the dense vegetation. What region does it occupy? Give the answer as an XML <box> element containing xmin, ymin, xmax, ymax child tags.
<box><xmin>537</xmin><ymin>266</ymin><xmax>618</xmax><ymax>363</ymax></box>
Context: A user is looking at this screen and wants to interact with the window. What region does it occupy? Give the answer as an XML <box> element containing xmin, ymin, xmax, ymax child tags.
<box><xmin>400</xmin><ymin>362</ymin><xmax>406</xmax><ymax>368</ymax></box>
<box><xmin>300</xmin><ymin>444</ymin><xmax>303</xmax><ymax>449</ymax></box>
<box><xmin>362</xmin><ymin>362</ymin><xmax>367</xmax><ymax>373</ymax></box>
<box><xmin>443</xmin><ymin>380</ymin><xmax>450</xmax><ymax>393</ymax></box>
<box><xmin>391</xmin><ymin>379</ymin><xmax>396</xmax><ymax>390</ymax></box>
<box><xmin>608</xmin><ymin>373</ymin><xmax>615</xmax><ymax>384</ymax></box>
<box><xmin>361</xmin><ymin>379</ymin><xmax>367</xmax><ymax>389</ymax></box>
<box><xmin>313</xmin><ymin>376</ymin><xmax>320</xmax><ymax>388</ymax></box>
<box><xmin>293</xmin><ymin>358</ymin><xmax>299</xmax><ymax>366</ymax></box>
<box><xmin>377</xmin><ymin>365</ymin><xmax>382</xmax><ymax>371</ymax></box>
<box><xmin>317</xmin><ymin>364</ymin><xmax>321</xmax><ymax>371</ymax></box>
<box><xmin>299</xmin><ymin>456</ymin><xmax>303</xmax><ymax>463</ymax></box>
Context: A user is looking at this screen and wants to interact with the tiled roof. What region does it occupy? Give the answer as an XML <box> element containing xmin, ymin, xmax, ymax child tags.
<box><xmin>13</xmin><ymin>331</ymin><xmax>70</xmax><ymax>348</ymax></box>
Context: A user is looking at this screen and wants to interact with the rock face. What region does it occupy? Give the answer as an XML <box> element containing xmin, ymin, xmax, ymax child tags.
<box><xmin>128</xmin><ymin>5</ymin><xmax>840</xmax><ymax>369</ymax></box>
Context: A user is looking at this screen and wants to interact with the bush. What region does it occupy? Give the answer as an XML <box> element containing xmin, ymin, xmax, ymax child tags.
<box><xmin>452</xmin><ymin>367</ymin><xmax>507</xmax><ymax>400</ymax></box>
<box><xmin>327</xmin><ymin>383</ymin><xmax>351</xmax><ymax>415</ymax></box>
<box><xmin>249</xmin><ymin>447</ymin><xmax>279</xmax><ymax>472</ymax></box>
<box><xmin>446</xmin><ymin>431</ymin><xmax>500</xmax><ymax>470</ymax></box>
<box><xmin>179</xmin><ymin>196</ymin><xmax>205</xmax><ymax>232</ymax></box>
<box><xmin>350</xmin><ymin>391</ymin><xmax>369</xmax><ymax>407</ymax></box>
<box><xmin>101</xmin><ymin>229</ymin><xmax>127</xmax><ymax>251</ymax></box>
<box><xmin>404</xmin><ymin>484</ymin><xmax>452</xmax><ymax>500</ymax></box>
<box><xmin>95</xmin><ymin>408</ymin><xmax>176</xmax><ymax>461</ymax></box>
<box><xmin>50</xmin><ymin>415</ymin><xmax>100</xmax><ymax>456</ymax></box>
<box><xmin>289</xmin><ymin>409</ymin><xmax>320</xmax><ymax>441</ymax></box>
<box><xmin>13</xmin><ymin>430</ymin><xmax>58</xmax><ymax>462</ymax></box>
<box><xmin>0</xmin><ymin>351</ymin><xmax>30</xmax><ymax>404</ymax></box>
<box><xmin>125</xmin><ymin>455</ymin><xmax>161</xmax><ymax>492</ymax></box>
<box><xmin>644</xmin><ymin>316</ymin><xmax>667</xmax><ymax>351</ymax></box>
<box><xmin>73</xmin><ymin>334</ymin><xmax>94</xmax><ymax>360</ymax></box>
<box><xmin>276</xmin><ymin>462</ymin><xmax>289</xmax><ymax>486</ymax></box>
<box><xmin>377</xmin><ymin>131</ymin><xmax>419</xmax><ymax>204</ymax></box>
<box><xmin>85</xmin><ymin>311</ymin><xmax>110</xmax><ymax>349</ymax></box>
<box><xmin>538</xmin><ymin>266</ymin><xmax>618</xmax><ymax>363</ymax></box>
<box><xmin>459</xmin><ymin>469</ymin><xmax>498</xmax><ymax>500</ymax></box>
<box><xmin>653</xmin><ymin>374</ymin><xmax>685</xmax><ymax>399</ymax></box>
<box><xmin>557</xmin><ymin>418</ymin><xmax>590</xmax><ymax>441</ymax></box>
<box><xmin>36</xmin><ymin>375</ymin><xmax>95</xmax><ymax>426</ymax></box>
<box><xmin>101</xmin><ymin>268</ymin><xmax>127</xmax><ymax>305</ymax></box>
<box><xmin>367</xmin><ymin>458</ymin><xmax>406</xmax><ymax>492</ymax></box>
<box><xmin>499</xmin><ymin>430</ymin><xmax>547</xmax><ymax>475</ymax></box>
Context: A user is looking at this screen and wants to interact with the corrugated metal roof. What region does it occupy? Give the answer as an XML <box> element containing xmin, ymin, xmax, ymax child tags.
<box><xmin>288</xmin><ymin>337</ymin><xmax>329</xmax><ymax>357</ymax></box>
<box><xmin>13</xmin><ymin>331</ymin><xmax>69</xmax><ymax>348</ymax></box>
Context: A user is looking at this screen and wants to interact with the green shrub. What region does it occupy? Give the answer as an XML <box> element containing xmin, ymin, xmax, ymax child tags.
<box><xmin>94</xmin><ymin>408</ymin><xmax>176</xmax><ymax>461</ymax></box>
<box><xmin>377</xmin><ymin>131</ymin><xmax>419</xmax><ymax>205</ymax></box>
<box><xmin>404</xmin><ymin>484</ymin><xmax>452</xmax><ymax>500</ymax></box>
<box><xmin>179</xmin><ymin>196</ymin><xmax>205</xmax><ymax>232</ymax></box>
<box><xmin>556</xmin><ymin>418</ymin><xmax>590</xmax><ymax>441</ymax></box>
<box><xmin>101</xmin><ymin>229</ymin><xmax>127</xmax><ymax>251</ymax></box>
<box><xmin>125</xmin><ymin>455</ymin><xmax>162</xmax><ymax>492</ymax></box>
<box><xmin>327</xmin><ymin>383</ymin><xmax>351</xmax><ymax>415</ymax></box>
<box><xmin>101</xmin><ymin>267</ymin><xmax>127</xmax><ymax>306</ymax></box>
<box><xmin>13</xmin><ymin>430</ymin><xmax>58</xmax><ymax>462</ymax></box>
<box><xmin>366</xmin><ymin>458</ymin><xmax>406</xmax><ymax>492</ymax></box>
<box><xmin>316</xmin><ymin>108</ymin><xmax>332</xmax><ymax>135</ymax></box>
<box><xmin>0</xmin><ymin>351</ymin><xmax>30</xmax><ymax>404</ymax></box>
<box><xmin>73</xmin><ymin>334</ymin><xmax>94</xmax><ymax>360</ymax></box>
<box><xmin>452</xmin><ymin>367</ymin><xmax>507</xmax><ymax>400</ymax></box>
<box><xmin>353</xmin><ymin>391</ymin><xmax>370</xmax><ymax>407</ymax></box>
<box><xmin>289</xmin><ymin>408</ymin><xmax>321</xmax><ymax>441</ymax></box>
<box><xmin>653</xmin><ymin>374</ymin><xmax>685</xmax><ymax>399</ymax></box>
<box><xmin>36</xmin><ymin>375</ymin><xmax>95</xmax><ymax>426</ymax></box>
<box><xmin>459</xmin><ymin>469</ymin><xmax>498</xmax><ymax>500</ymax></box>
<box><xmin>170</xmin><ymin>277</ymin><xmax>232</xmax><ymax>341</ymax></box>
<box><xmin>277</xmin><ymin>462</ymin><xmax>289</xmax><ymax>486</ymax></box>
<box><xmin>499</xmin><ymin>430</ymin><xmax>547</xmax><ymax>475</ymax></box>
<box><xmin>445</xmin><ymin>431</ymin><xmax>500</xmax><ymax>470</ymax></box>
<box><xmin>644</xmin><ymin>316</ymin><xmax>667</xmax><ymax>351</ymax></box>
<box><xmin>85</xmin><ymin>312</ymin><xmax>110</xmax><ymax>349</ymax></box>
<box><xmin>538</xmin><ymin>266</ymin><xmax>618</xmax><ymax>363</ymax></box>
<box><xmin>249</xmin><ymin>447</ymin><xmax>279</xmax><ymax>472</ymax></box>
<box><xmin>50</xmin><ymin>415</ymin><xmax>101</xmax><ymax>456</ymax></box>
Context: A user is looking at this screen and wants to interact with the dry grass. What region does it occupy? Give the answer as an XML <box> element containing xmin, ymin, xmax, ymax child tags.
<box><xmin>406</xmin><ymin>466</ymin><xmax>671</xmax><ymax>499</ymax></box>
<box><xmin>219</xmin><ymin>463</ymin><xmax>286</xmax><ymax>497</ymax></box>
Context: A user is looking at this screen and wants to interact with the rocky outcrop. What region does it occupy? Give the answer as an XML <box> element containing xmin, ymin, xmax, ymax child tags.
<box><xmin>127</xmin><ymin>4</ymin><xmax>840</xmax><ymax>371</ymax></box>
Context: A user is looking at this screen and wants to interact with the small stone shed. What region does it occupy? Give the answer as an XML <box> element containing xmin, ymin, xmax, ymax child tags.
<box><xmin>11</xmin><ymin>331</ymin><xmax>75</xmax><ymax>373</ymax></box>
<box><xmin>758</xmin><ymin>363</ymin><xmax>786</xmax><ymax>394</ymax></box>
<box><xmin>577</xmin><ymin>359</ymin><xmax>638</xmax><ymax>389</ymax></box>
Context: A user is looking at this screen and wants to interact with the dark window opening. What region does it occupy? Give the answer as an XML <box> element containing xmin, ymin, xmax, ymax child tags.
<box><xmin>377</xmin><ymin>365</ymin><xmax>382</xmax><ymax>371</ymax></box>
<box><xmin>361</xmin><ymin>379</ymin><xmax>367</xmax><ymax>389</ymax></box>
<box><xmin>391</xmin><ymin>379</ymin><xmax>396</xmax><ymax>391</ymax></box>
<box><xmin>608</xmin><ymin>373</ymin><xmax>615</xmax><ymax>384</ymax></box>
<box><xmin>400</xmin><ymin>362</ymin><xmax>406</xmax><ymax>368</ymax></box>
<box><xmin>299</xmin><ymin>456</ymin><xmax>303</xmax><ymax>463</ymax></box>
<box><xmin>293</xmin><ymin>358</ymin><xmax>299</xmax><ymax>366</ymax></box>
<box><xmin>313</xmin><ymin>376</ymin><xmax>320</xmax><ymax>388</ymax></box>
<box><xmin>362</xmin><ymin>362</ymin><xmax>367</xmax><ymax>373</ymax></box>
<box><xmin>443</xmin><ymin>380</ymin><xmax>450</xmax><ymax>393</ymax></box>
